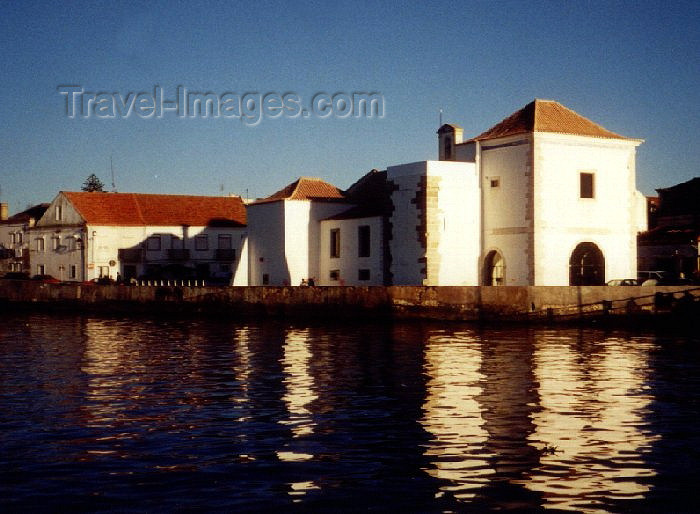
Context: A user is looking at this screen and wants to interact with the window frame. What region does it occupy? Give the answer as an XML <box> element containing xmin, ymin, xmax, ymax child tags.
<box><xmin>358</xmin><ymin>225</ymin><xmax>371</xmax><ymax>258</ymax></box>
<box><xmin>580</xmin><ymin>172</ymin><xmax>595</xmax><ymax>199</ymax></box>
<box><xmin>330</xmin><ymin>228</ymin><xmax>340</xmax><ymax>258</ymax></box>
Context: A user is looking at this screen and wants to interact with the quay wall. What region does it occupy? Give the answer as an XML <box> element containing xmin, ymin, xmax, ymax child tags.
<box><xmin>0</xmin><ymin>280</ymin><xmax>698</xmax><ymax>323</ymax></box>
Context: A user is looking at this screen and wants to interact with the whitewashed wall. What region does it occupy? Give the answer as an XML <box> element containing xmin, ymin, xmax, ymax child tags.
<box><xmin>388</xmin><ymin>161</ymin><xmax>479</xmax><ymax>286</ymax></box>
<box><xmin>533</xmin><ymin>133</ymin><xmax>642</xmax><ymax>285</ymax></box>
<box><xmin>247</xmin><ymin>200</ymin><xmax>347</xmax><ymax>286</ymax></box>
<box><xmin>480</xmin><ymin>136</ymin><xmax>533</xmax><ymax>285</ymax></box>
<box><xmin>319</xmin><ymin>216</ymin><xmax>383</xmax><ymax>285</ymax></box>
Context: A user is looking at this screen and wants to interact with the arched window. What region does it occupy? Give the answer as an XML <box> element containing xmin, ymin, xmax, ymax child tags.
<box><xmin>569</xmin><ymin>242</ymin><xmax>605</xmax><ymax>285</ymax></box>
<box><xmin>484</xmin><ymin>250</ymin><xmax>505</xmax><ymax>285</ymax></box>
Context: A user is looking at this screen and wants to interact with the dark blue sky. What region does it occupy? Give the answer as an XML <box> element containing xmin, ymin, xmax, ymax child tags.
<box><xmin>1</xmin><ymin>0</ymin><xmax>698</xmax><ymax>212</ymax></box>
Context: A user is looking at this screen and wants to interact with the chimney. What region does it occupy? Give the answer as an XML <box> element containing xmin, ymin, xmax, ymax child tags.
<box><xmin>0</xmin><ymin>203</ymin><xmax>7</xmax><ymax>221</ymax></box>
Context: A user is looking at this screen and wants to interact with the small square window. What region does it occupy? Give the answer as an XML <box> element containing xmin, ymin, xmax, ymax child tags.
<box><xmin>490</xmin><ymin>177</ymin><xmax>500</xmax><ymax>188</ymax></box>
<box><xmin>358</xmin><ymin>269</ymin><xmax>370</xmax><ymax>281</ymax></box>
<box><xmin>330</xmin><ymin>269</ymin><xmax>340</xmax><ymax>281</ymax></box>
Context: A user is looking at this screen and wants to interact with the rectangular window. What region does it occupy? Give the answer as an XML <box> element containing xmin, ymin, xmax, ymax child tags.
<box><xmin>64</xmin><ymin>237</ymin><xmax>75</xmax><ymax>251</ymax></box>
<box><xmin>218</xmin><ymin>234</ymin><xmax>232</xmax><ymax>249</ymax></box>
<box><xmin>358</xmin><ymin>269</ymin><xmax>370</xmax><ymax>281</ymax></box>
<box><xmin>358</xmin><ymin>225</ymin><xmax>371</xmax><ymax>258</ymax></box>
<box><xmin>55</xmin><ymin>205</ymin><xmax>62</xmax><ymax>221</ymax></box>
<box><xmin>329</xmin><ymin>269</ymin><xmax>340</xmax><ymax>281</ymax></box>
<box><xmin>490</xmin><ymin>177</ymin><xmax>500</xmax><ymax>188</ymax></box>
<box><xmin>99</xmin><ymin>266</ymin><xmax>109</xmax><ymax>278</ymax></box>
<box><xmin>262</xmin><ymin>273</ymin><xmax>269</xmax><ymax>285</ymax></box>
<box><xmin>330</xmin><ymin>228</ymin><xmax>340</xmax><ymax>258</ymax></box>
<box><xmin>580</xmin><ymin>172</ymin><xmax>595</xmax><ymax>199</ymax></box>
<box><xmin>195</xmin><ymin>235</ymin><xmax>208</xmax><ymax>251</ymax></box>
<box><xmin>16</xmin><ymin>232</ymin><xmax>23</xmax><ymax>244</ymax></box>
<box><xmin>37</xmin><ymin>264</ymin><xmax>45</xmax><ymax>275</ymax></box>
<box><xmin>52</xmin><ymin>237</ymin><xmax>59</xmax><ymax>250</ymax></box>
<box><xmin>36</xmin><ymin>238</ymin><xmax>45</xmax><ymax>252</ymax></box>
<box><xmin>146</xmin><ymin>236</ymin><xmax>161</xmax><ymax>251</ymax></box>
<box><xmin>69</xmin><ymin>265</ymin><xmax>77</xmax><ymax>279</ymax></box>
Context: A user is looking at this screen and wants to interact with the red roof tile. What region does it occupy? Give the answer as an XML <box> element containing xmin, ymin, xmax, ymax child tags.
<box><xmin>467</xmin><ymin>99</ymin><xmax>631</xmax><ymax>142</ymax></box>
<box><xmin>253</xmin><ymin>177</ymin><xmax>345</xmax><ymax>204</ymax></box>
<box><xmin>62</xmin><ymin>192</ymin><xmax>246</xmax><ymax>227</ymax></box>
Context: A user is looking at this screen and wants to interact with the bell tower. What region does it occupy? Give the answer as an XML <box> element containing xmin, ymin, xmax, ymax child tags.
<box><xmin>437</xmin><ymin>124</ymin><xmax>463</xmax><ymax>160</ymax></box>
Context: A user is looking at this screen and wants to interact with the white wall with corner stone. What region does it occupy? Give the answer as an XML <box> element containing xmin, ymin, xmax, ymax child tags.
<box><xmin>388</xmin><ymin>161</ymin><xmax>479</xmax><ymax>286</ymax></box>
<box><xmin>532</xmin><ymin>133</ymin><xmax>643</xmax><ymax>285</ymax></box>
<box><xmin>479</xmin><ymin>136</ymin><xmax>533</xmax><ymax>285</ymax></box>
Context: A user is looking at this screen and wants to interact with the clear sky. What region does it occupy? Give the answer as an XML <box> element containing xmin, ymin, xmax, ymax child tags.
<box><xmin>0</xmin><ymin>0</ymin><xmax>698</xmax><ymax>214</ymax></box>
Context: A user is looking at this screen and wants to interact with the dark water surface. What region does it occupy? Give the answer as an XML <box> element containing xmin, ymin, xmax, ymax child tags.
<box><xmin>1</xmin><ymin>313</ymin><xmax>699</xmax><ymax>512</ymax></box>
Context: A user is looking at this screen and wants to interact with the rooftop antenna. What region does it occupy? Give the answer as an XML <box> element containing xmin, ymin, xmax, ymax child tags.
<box><xmin>439</xmin><ymin>108</ymin><xmax>443</xmax><ymax>127</ymax></box>
<box><xmin>110</xmin><ymin>155</ymin><xmax>117</xmax><ymax>192</ymax></box>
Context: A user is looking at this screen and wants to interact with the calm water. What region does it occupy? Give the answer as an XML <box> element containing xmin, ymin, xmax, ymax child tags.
<box><xmin>1</xmin><ymin>313</ymin><xmax>699</xmax><ymax>513</ymax></box>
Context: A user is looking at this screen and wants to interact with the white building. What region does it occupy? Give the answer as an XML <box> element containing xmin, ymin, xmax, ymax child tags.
<box><xmin>249</xmin><ymin>99</ymin><xmax>645</xmax><ymax>287</ymax></box>
<box><xmin>436</xmin><ymin>99</ymin><xmax>645</xmax><ymax>285</ymax></box>
<box><xmin>31</xmin><ymin>192</ymin><xmax>248</xmax><ymax>284</ymax></box>
<box><xmin>247</xmin><ymin>177</ymin><xmax>349</xmax><ymax>285</ymax></box>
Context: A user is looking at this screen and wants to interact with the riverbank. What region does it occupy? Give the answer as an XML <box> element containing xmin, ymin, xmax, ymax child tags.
<box><xmin>1</xmin><ymin>280</ymin><xmax>698</xmax><ymax>325</ymax></box>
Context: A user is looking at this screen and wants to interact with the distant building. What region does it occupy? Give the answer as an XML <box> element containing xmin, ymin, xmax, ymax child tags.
<box><xmin>0</xmin><ymin>203</ymin><xmax>50</xmax><ymax>275</ymax></box>
<box><xmin>31</xmin><ymin>192</ymin><xmax>247</xmax><ymax>283</ymax></box>
<box><xmin>638</xmin><ymin>177</ymin><xmax>700</xmax><ymax>279</ymax></box>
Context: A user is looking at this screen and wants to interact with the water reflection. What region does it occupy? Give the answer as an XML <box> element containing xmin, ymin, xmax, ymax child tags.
<box><xmin>421</xmin><ymin>330</ymin><xmax>494</xmax><ymax>500</ymax></box>
<box><xmin>525</xmin><ymin>331</ymin><xmax>659</xmax><ymax>512</ymax></box>
<box><xmin>1</xmin><ymin>314</ymin><xmax>698</xmax><ymax>512</ymax></box>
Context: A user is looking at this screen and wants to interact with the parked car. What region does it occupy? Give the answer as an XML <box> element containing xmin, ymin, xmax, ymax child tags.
<box><xmin>1</xmin><ymin>271</ymin><xmax>30</xmax><ymax>280</ymax></box>
<box><xmin>638</xmin><ymin>271</ymin><xmax>669</xmax><ymax>282</ymax></box>
<box><xmin>606</xmin><ymin>279</ymin><xmax>639</xmax><ymax>286</ymax></box>
<box><xmin>31</xmin><ymin>274</ymin><xmax>60</xmax><ymax>283</ymax></box>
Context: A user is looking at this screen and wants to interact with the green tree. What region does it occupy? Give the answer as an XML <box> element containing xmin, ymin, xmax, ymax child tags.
<box><xmin>82</xmin><ymin>174</ymin><xmax>105</xmax><ymax>192</ymax></box>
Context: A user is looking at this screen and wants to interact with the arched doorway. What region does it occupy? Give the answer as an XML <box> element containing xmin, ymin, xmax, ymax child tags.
<box><xmin>484</xmin><ymin>250</ymin><xmax>505</xmax><ymax>285</ymax></box>
<box><xmin>569</xmin><ymin>242</ymin><xmax>605</xmax><ymax>285</ymax></box>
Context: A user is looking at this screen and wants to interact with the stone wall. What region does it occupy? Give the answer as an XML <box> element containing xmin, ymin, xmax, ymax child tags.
<box><xmin>1</xmin><ymin>281</ymin><xmax>697</xmax><ymax>323</ymax></box>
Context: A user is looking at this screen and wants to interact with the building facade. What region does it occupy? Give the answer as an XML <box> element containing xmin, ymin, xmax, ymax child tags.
<box><xmin>31</xmin><ymin>192</ymin><xmax>247</xmax><ymax>284</ymax></box>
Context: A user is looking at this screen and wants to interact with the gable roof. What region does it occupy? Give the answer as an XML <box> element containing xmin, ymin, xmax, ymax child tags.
<box><xmin>62</xmin><ymin>192</ymin><xmax>246</xmax><ymax>227</ymax></box>
<box><xmin>467</xmin><ymin>99</ymin><xmax>632</xmax><ymax>142</ymax></box>
<box><xmin>253</xmin><ymin>177</ymin><xmax>345</xmax><ymax>204</ymax></box>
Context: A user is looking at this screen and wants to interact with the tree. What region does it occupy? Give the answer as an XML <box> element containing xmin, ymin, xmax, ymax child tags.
<box><xmin>82</xmin><ymin>174</ymin><xmax>105</xmax><ymax>192</ymax></box>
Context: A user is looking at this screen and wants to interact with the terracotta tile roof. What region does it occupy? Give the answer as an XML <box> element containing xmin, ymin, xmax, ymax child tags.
<box><xmin>62</xmin><ymin>192</ymin><xmax>246</xmax><ymax>227</ymax></box>
<box><xmin>253</xmin><ymin>177</ymin><xmax>345</xmax><ymax>204</ymax></box>
<box><xmin>467</xmin><ymin>99</ymin><xmax>631</xmax><ymax>142</ymax></box>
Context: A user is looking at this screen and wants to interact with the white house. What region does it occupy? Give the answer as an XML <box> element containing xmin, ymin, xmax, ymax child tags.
<box><xmin>31</xmin><ymin>192</ymin><xmax>248</xmax><ymax>284</ymax></box>
<box><xmin>436</xmin><ymin>99</ymin><xmax>645</xmax><ymax>285</ymax></box>
<box><xmin>246</xmin><ymin>177</ymin><xmax>349</xmax><ymax>285</ymax></box>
